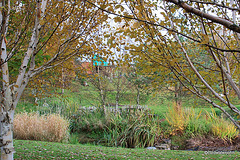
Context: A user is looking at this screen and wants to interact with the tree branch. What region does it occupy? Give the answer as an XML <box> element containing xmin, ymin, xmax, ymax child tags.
<box><xmin>86</xmin><ymin>0</ymin><xmax>240</xmax><ymax>53</ymax></box>
<box><xmin>189</xmin><ymin>0</ymin><xmax>240</xmax><ymax>12</ymax></box>
<box><xmin>167</xmin><ymin>0</ymin><xmax>240</xmax><ymax>33</ymax></box>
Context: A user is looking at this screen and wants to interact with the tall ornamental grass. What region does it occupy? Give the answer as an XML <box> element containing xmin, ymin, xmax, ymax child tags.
<box><xmin>185</xmin><ymin>108</ymin><xmax>211</xmax><ymax>136</ymax></box>
<box><xmin>165</xmin><ymin>103</ymin><xmax>189</xmax><ymax>134</ymax></box>
<box><xmin>205</xmin><ymin>108</ymin><xmax>239</xmax><ymax>141</ymax></box>
<box><xmin>165</xmin><ymin>103</ymin><xmax>239</xmax><ymax>141</ymax></box>
<box><xmin>14</xmin><ymin>113</ymin><xmax>69</xmax><ymax>142</ymax></box>
<box><xmin>104</xmin><ymin>110</ymin><xmax>161</xmax><ymax>148</ymax></box>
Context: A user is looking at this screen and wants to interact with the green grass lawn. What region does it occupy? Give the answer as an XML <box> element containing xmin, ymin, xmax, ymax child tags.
<box><xmin>14</xmin><ymin>140</ymin><xmax>240</xmax><ymax>160</ymax></box>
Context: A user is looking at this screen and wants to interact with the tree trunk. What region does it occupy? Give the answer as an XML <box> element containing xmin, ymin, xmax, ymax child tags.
<box><xmin>100</xmin><ymin>89</ymin><xmax>106</xmax><ymax>108</ymax></box>
<box><xmin>115</xmin><ymin>78</ymin><xmax>120</xmax><ymax>111</ymax></box>
<box><xmin>0</xmin><ymin>109</ymin><xmax>14</xmax><ymax>160</ymax></box>
<box><xmin>136</xmin><ymin>87</ymin><xmax>140</xmax><ymax>107</ymax></box>
<box><xmin>174</xmin><ymin>83</ymin><xmax>182</xmax><ymax>107</ymax></box>
<box><xmin>116</xmin><ymin>91</ymin><xmax>119</xmax><ymax>112</ymax></box>
<box><xmin>0</xmin><ymin>86</ymin><xmax>15</xmax><ymax>160</ymax></box>
<box><xmin>62</xmin><ymin>65</ymin><xmax>65</xmax><ymax>94</ymax></box>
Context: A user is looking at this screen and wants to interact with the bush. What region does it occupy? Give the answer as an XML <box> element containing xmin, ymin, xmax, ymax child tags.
<box><xmin>14</xmin><ymin>113</ymin><xmax>69</xmax><ymax>142</ymax></box>
<box><xmin>165</xmin><ymin>105</ymin><xmax>239</xmax><ymax>141</ymax></box>
<box><xmin>70</xmin><ymin>108</ymin><xmax>106</xmax><ymax>133</ymax></box>
<box><xmin>69</xmin><ymin>108</ymin><xmax>161</xmax><ymax>148</ymax></box>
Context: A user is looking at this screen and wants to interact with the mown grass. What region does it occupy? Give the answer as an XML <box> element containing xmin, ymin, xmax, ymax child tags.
<box><xmin>14</xmin><ymin>140</ymin><xmax>240</xmax><ymax>160</ymax></box>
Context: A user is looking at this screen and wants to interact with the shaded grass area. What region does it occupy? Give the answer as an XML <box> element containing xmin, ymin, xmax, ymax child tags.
<box><xmin>14</xmin><ymin>140</ymin><xmax>240</xmax><ymax>160</ymax></box>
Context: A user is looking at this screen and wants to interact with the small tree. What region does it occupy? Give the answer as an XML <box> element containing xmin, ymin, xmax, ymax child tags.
<box><xmin>125</xmin><ymin>64</ymin><xmax>152</xmax><ymax>106</ymax></box>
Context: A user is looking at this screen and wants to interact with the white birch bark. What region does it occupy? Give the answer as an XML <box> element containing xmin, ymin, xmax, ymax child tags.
<box><xmin>1</xmin><ymin>39</ymin><xmax>15</xmax><ymax>160</ymax></box>
<box><xmin>0</xmin><ymin>1</ymin><xmax>47</xmax><ymax>159</ymax></box>
<box><xmin>0</xmin><ymin>0</ymin><xmax>15</xmax><ymax>159</ymax></box>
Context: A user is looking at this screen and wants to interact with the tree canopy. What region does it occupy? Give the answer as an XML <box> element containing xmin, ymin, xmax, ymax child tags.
<box><xmin>86</xmin><ymin>0</ymin><xmax>240</xmax><ymax>128</ymax></box>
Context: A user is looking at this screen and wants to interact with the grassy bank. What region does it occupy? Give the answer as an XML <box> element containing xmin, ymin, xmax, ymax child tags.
<box><xmin>14</xmin><ymin>140</ymin><xmax>240</xmax><ymax>160</ymax></box>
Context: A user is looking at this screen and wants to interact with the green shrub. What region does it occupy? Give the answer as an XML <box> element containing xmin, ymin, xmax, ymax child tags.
<box><xmin>70</xmin><ymin>108</ymin><xmax>106</xmax><ymax>133</ymax></box>
<box><xmin>69</xmin><ymin>133</ymin><xmax>80</xmax><ymax>144</ymax></box>
<box><xmin>69</xmin><ymin>108</ymin><xmax>161</xmax><ymax>148</ymax></box>
<box><xmin>37</xmin><ymin>96</ymin><xmax>80</xmax><ymax>118</ymax></box>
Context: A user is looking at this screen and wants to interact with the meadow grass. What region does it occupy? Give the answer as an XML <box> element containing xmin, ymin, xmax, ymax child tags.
<box><xmin>13</xmin><ymin>140</ymin><xmax>240</xmax><ymax>160</ymax></box>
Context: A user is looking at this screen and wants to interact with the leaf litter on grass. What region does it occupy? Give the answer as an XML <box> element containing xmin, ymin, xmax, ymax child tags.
<box><xmin>13</xmin><ymin>140</ymin><xmax>240</xmax><ymax>160</ymax></box>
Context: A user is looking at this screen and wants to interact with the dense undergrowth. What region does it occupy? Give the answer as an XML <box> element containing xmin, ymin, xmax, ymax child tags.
<box><xmin>13</xmin><ymin>106</ymin><xmax>239</xmax><ymax>149</ymax></box>
<box><xmin>14</xmin><ymin>81</ymin><xmax>240</xmax><ymax>149</ymax></box>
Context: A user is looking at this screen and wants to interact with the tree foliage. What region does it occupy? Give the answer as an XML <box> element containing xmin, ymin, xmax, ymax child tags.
<box><xmin>86</xmin><ymin>0</ymin><xmax>240</xmax><ymax>129</ymax></box>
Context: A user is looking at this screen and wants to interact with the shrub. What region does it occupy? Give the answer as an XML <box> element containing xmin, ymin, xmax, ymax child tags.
<box><xmin>70</xmin><ymin>108</ymin><xmax>106</xmax><ymax>133</ymax></box>
<box><xmin>69</xmin><ymin>133</ymin><xmax>80</xmax><ymax>144</ymax></box>
<box><xmin>37</xmin><ymin>96</ymin><xmax>79</xmax><ymax>118</ymax></box>
<box><xmin>165</xmin><ymin>104</ymin><xmax>239</xmax><ymax>141</ymax></box>
<box><xmin>70</xmin><ymin>108</ymin><xmax>161</xmax><ymax>148</ymax></box>
<box><xmin>14</xmin><ymin>113</ymin><xmax>69</xmax><ymax>142</ymax></box>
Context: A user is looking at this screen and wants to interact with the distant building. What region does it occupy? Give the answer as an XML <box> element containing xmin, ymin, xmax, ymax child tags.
<box><xmin>76</xmin><ymin>55</ymin><xmax>115</xmax><ymax>77</ymax></box>
<box><xmin>81</xmin><ymin>61</ymin><xmax>93</xmax><ymax>75</ymax></box>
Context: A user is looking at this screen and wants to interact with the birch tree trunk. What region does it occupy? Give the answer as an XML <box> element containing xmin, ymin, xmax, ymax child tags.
<box><xmin>0</xmin><ymin>0</ymin><xmax>14</xmax><ymax>159</ymax></box>
<box><xmin>1</xmin><ymin>41</ymin><xmax>15</xmax><ymax>159</ymax></box>
<box><xmin>0</xmin><ymin>1</ymin><xmax>47</xmax><ymax>159</ymax></box>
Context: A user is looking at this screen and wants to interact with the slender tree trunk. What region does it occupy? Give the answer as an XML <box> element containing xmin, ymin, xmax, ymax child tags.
<box><xmin>99</xmin><ymin>78</ymin><xmax>106</xmax><ymax>113</ymax></box>
<box><xmin>62</xmin><ymin>66</ymin><xmax>65</xmax><ymax>94</ymax></box>
<box><xmin>116</xmin><ymin>92</ymin><xmax>119</xmax><ymax>110</ymax></box>
<box><xmin>115</xmin><ymin>76</ymin><xmax>120</xmax><ymax>111</ymax></box>
<box><xmin>100</xmin><ymin>89</ymin><xmax>105</xmax><ymax>107</ymax></box>
<box><xmin>136</xmin><ymin>87</ymin><xmax>140</xmax><ymax>107</ymax></box>
<box><xmin>174</xmin><ymin>83</ymin><xmax>182</xmax><ymax>107</ymax></box>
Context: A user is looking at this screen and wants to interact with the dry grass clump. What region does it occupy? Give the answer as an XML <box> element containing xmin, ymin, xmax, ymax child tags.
<box><xmin>14</xmin><ymin>113</ymin><xmax>69</xmax><ymax>142</ymax></box>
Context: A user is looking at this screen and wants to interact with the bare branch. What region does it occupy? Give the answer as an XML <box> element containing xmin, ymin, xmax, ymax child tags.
<box><xmin>189</xmin><ymin>0</ymin><xmax>240</xmax><ymax>12</ymax></box>
<box><xmin>167</xmin><ymin>0</ymin><xmax>240</xmax><ymax>33</ymax></box>
<box><xmin>86</xmin><ymin>0</ymin><xmax>240</xmax><ymax>53</ymax></box>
